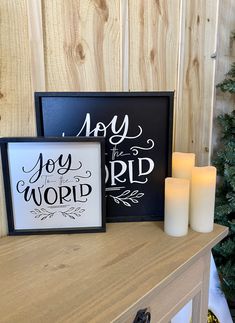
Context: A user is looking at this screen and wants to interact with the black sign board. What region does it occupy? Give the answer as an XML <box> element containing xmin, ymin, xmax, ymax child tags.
<box><xmin>35</xmin><ymin>92</ymin><xmax>174</xmax><ymax>222</ymax></box>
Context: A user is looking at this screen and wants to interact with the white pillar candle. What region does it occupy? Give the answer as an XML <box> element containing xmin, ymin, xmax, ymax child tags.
<box><xmin>164</xmin><ymin>178</ymin><xmax>190</xmax><ymax>237</ymax></box>
<box><xmin>190</xmin><ymin>166</ymin><xmax>217</xmax><ymax>233</ymax></box>
<box><xmin>172</xmin><ymin>152</ymin><xmax>195</xmax><ymax>180</ymax></box>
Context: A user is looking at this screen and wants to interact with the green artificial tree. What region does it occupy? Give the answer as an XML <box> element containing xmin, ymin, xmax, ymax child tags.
<box><xmin>212</xmin><ymin>47</ymin><xmax>235</xmax><ymax>302</ymax></box>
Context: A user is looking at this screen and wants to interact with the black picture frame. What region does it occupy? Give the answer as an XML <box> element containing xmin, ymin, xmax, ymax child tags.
<box><xmin>0</xmin><ymin>137</ymin><xmax>106</xmax><ymax>235</ymax></box>
<box><xmin>35</xmin><ymin>92</ymin><xmax>174</xmax><ymax>222</ymax></box>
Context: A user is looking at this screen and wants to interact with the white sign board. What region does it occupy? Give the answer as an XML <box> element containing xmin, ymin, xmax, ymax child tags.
<box><xmin>1</xmin><ymin>138</ymin><xmax>106</xmax><ymax>234</ymax></box>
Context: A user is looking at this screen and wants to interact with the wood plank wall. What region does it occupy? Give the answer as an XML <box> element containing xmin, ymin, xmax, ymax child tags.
<box><xmin>0</xmin><ymin>0</ymin><xmax>231</xmax><ymax>237</ymax></box>
<box><xmin>212</xmin><ymin>0</ymin><xmax>235</xmax><ymax>151</ymax></box>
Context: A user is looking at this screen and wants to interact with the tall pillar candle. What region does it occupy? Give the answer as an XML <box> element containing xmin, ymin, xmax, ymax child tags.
<box><xmin>172</xmin><ymin>152</ymin><xmax>195</xmax><ymax>179</ymax></box>
<box><xmin>190</xmin><ymin>166</ymin><xmax>217</xmax><ymax>232</ymax></box>
<box><xmin>164</xmin><ymin>178</ymin><xmax>190</xmax><ymax>237</ymax></box>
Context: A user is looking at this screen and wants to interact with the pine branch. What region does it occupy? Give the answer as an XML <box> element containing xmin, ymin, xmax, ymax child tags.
<box><xmin>217</xmin><ymin>111</ymin><xmax>235</xmax><ymax>141</ymax></box>
<box><xmin>217</xmin><ymin>78</ymin><xmax>235</xmax><ymax>93</ymax></box>
<box><xmin>227</xmin><ymin>62</ymin><xmax>235</xmax><ymax>78</ymax></box>
<box><xmin>213</xmin><ymin>107</ymin><xmax>235</xmax><ymax>301</ymax></box>
<box><xmin>219</xmin><ymin>257</ymin><xmax>235</xmax><ymax>301</ymax></box>
<box><xmin>217</xmin><ymin>60</ymin><xmax>235</xmax><ymax>93</ymax></box>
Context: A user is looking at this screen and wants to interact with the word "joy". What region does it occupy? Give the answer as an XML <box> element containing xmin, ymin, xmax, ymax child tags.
<box><xmin>22</xmin><ymin>153</ymin><xmax>81</xmax><ymax>183</ymax></box>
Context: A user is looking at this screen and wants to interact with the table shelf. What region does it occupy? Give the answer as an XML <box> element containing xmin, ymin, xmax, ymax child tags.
<box><xmin>0</xmin><ymin>222</ymin><xmax>228</xmax><ymax>323</ymax></box>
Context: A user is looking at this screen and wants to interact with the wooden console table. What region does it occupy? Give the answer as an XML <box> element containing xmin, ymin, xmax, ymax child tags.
<box><xmin>0</xmin><ymin>222</ymin><xmax>227</xmax><ymax>323</ymax></box>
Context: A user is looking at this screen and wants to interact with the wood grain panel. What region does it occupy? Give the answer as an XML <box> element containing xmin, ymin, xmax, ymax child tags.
<box><xmin>0</xmin><ymin>1</ymin><xmax>34</xmax><ymax>136</ymax></box>
<box><xmin>175</xmin><ymin>0</ymin><xmax>219</xmax><ymax>165</ymax></box>
<box><xmin>212</xmin><ymin>0</ymin><xmax>235</xmax><ymax>153</ymax></box>
<box><xmin>27</xmin><ymin>0</ymin><xmax>46</xmax><ymax>91</ymax></box>
<box><xmin>129</xmin><ymin>0</ymin><xmax>181</xmax><ymax>91</ymax></box>
<box><xmin>42</xmin><ymin>0</ymin><xmax>121</xmax><ymax>91</ymax></box>
<box><xmin>0</xmin><ymin>0</ymin><xmax>35</xmax><ymax>237</ymax></box>
<box><xmin>121</xmin><ymin>0</ymin><xmax>129</xmax><ymax>91</ymax></box>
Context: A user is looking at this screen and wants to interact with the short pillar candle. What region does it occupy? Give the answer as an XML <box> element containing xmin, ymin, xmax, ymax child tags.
<box><xmin>190</xmin><ymin>166</ymin><xmax>217</xmax><ymax>233</ymax></box>
<box><xmin>164</xmin><ymin>178</ymin><xmax>190</xmax><ymax>237</ymax></box>
<box><xmin>172</xmin><ymin>152</ymin><xmax>195</xmax><ymax>179</ymax></box>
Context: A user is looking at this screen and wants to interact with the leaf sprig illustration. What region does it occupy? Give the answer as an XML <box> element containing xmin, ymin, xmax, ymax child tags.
<box><xmin>30</xmin><ymin>208</ymin><xmax>56</xmax><ymax>220</ymax></box>
<box><xmin>110</xmin><ymin>190</ymin><xmax>144</xmax><ymax>207</ymax></box>
<box><xmin>61</xmin><ymin>207</ymin><xmax>85</xmax><ymax>220</ymax></box>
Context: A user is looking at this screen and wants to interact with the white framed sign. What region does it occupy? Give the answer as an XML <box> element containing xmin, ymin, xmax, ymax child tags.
<box><xmin>0</xmin><ymin>137</ymin><xmax>106</xmax><ymax>234</ymax></box>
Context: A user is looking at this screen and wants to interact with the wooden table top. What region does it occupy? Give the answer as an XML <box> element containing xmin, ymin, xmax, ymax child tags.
<box><xmin>0</xmin><ymin>222</ymin><xmax>228</xmax><ymax>323</ymax></box>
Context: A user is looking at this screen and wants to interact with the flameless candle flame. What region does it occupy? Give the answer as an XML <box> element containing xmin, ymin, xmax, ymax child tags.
<box><xmin>190</xmin><ymin>166</ymin><xmax>217</xmax><ymax>233</ymax></box>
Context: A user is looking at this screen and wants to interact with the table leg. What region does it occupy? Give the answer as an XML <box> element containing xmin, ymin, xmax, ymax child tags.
<box><xmin>192</xmin><ymin>252</ymin><xmax>211</xmax><ymax>323</ymax></box>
